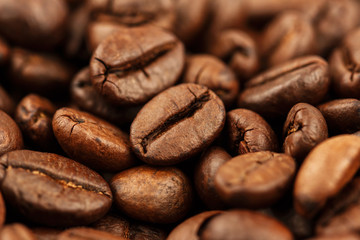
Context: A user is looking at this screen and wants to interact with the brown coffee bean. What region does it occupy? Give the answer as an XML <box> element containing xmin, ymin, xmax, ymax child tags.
<box><xmin>32</xmin><ymin>228</ymin><xmax>62</xmax><ymax>240</ymax></box>
<box><xmin>318</xmin><ymin>99</ymin><xmax>360</xmax><ymax>135</ymax></box>
<box><xmin>110</xmin><ymin>165</ymin><xmax>192</xmax><ymax>224</ymax></box>
<box><xmin>294</xmin><ymin>135</ymin><xmax>360</xmax><ymax>218</ymax></box>
<box><xmin>53</xmin><ymin>107</ymin><xmax>135</xmax><ymax>172</ymax></box>
<box><xmin>199</xmin><ymin>210</ymin><xmax>294</xmax><ymax>240</ymax></box>
<box><xmin>194</xmin><ymin>146</ymin><xmax>231</xmax><ymax>210</ymax></box>
<box><xmin>226</xmin><ymin>108</ymin><xmax>278</xmax><ymax>155</ymax></box>
<box><xmin>283</xmin><ymin>103</ymin><xmax>328</xmax><ymax>161</ymax></box>
<box><xmin>0</xmin><ymin>150</ymin><xmax>112</xmax><ymax>226</ymax></box>
<box><xmin>58</xmin><ymin>227</ymin><xmax>126</xmax><ymax>240</ymax></box>
<box><xmin>329</xmin><ymin>28</ymin><xmax>360</xmax><ymax>98</ymax></box>
<box><xmin>215</xmin><ymin>151</ymin><xmax>296</xmax><ymax>208</ymax></box>
<box><xmin>183</xmin><ymin>54</ymin><xmax>239</xmax><ymax>106</ymax></box>
<box><xmin>0</xmin><ymin>85</ymin><xmax>15</xmax><ymax>116</ymax></box>
<box><xmin>0</xmin><ymin>110</ymin><xmax>23</xmax><ymax>156</ymax></box>
<box><xmin>90</xmin><ymin>25</ymin><xmax>184</xmax><ymax>106</ymax></box>
<box><xmin>0</xmin><ymin>36</ymin><xmax>9</xmax><ymax>65</ymax></box>
<box><xmin>130</xmin><ymin>83</ymin><xmax>225</xmax><ymax>165</ymax></box>
<box><xmin>238</xmin><ymin>56</ymin><xmax>330</xmax><ymax>118</ymax></box>
<box><xmin>307</xmin><ymin>234</ymin><xmax>360</xmax><ymax>240</ymax></box>
<box><xmin>0</xmin><ymin>223</ymin><xmax>37</xmax><ymax>240</ymax></box>
<box><xmin>0</xmin><ymin>0</ymin><xmax>68</xmax><ymax>50</ymax></box>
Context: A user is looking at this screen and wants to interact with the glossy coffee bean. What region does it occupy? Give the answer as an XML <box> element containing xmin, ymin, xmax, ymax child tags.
<box><xmin>283</xmin><ymin>103</ymin><xmax>328</xmax><ymax>161</ymax></box>
<box><xmin>110</xmin><ymin>165</ymin><xmax>192</xmax><ymax>224</ymax></box>
<box><xmin>0</xmin><ymin>223</ymin><xmax>37</xmax><ymax>240</ymax></box>
<box><xmin>0</xmin><ymin>110</ymin><xmax>23</xmax><ymax>156</ymax></box>
<box><xmin>238</xmin><ymin>56</ymin><xmax>330</xmax><ymax>118</ymax></box>
<box><xmin>215</xmin><ymin>151</ymin><xmax>296</xmax><ymax>208</ymax></box>
<box><xmin>318</xmin><ymin>99</ymin><xmax>360</xmax><ymax>135</ymax></box>
<box><xmin>130</xmin><ymin>83</ymin><xmax>225</xmax><ymax>165</ymax></box>
<box><xmin>90</xmin><ymin>25</ymin><xmax>184</xmax><ymax>106</ymax></box>
<box><xmin>294</xmin><ymin>135</ymin><xmax>360</xmax><ymax>218</ymax></box>
<box><xmin>53</xmin><ymin>107</ymin><xmax>135</xmax><ymax>172</ymax></box>
<box><xmin>0</xmin><ymin>191</ymin><xmax>4</xmax><ymax>228</ymax></box>
<box><xmin>226</xmin><ymin>108</ymin><xmax>278</xmax><ymax>155</ymax></box>
<box><xmin>194</xmin><ymin>146</ymin><xmax>231</xmax><ymax>210</ymax></box>
<box><xmin>58</xmin><ymin>227</ymin><xmax>125</xmax><ymax>240</ymax></box>
<box><xmin>0</xmin><ymin>150</ymin><xmax>112</xmax><ymax>226</ymax></box>
<box><xmin>0</xmin><ymin>85</ymin><xmax>15</xmax><ymax>116</ymax></box>
<box><xmin>0</xmin><ymin>36</ymin><xmax>9</xmax><ymax>65</ymax></box>
<box><xmin>183</xmin><ymin>54</ymin><xmax>239</xmax><ymax>106</ymax></box>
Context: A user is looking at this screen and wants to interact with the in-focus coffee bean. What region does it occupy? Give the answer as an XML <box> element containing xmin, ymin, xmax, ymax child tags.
<box><xmin>0</xmin><ymin>110</ymin><xmax>23</xmax><ymax>156</ymax></box>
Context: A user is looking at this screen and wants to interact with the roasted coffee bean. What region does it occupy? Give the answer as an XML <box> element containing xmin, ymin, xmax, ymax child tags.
<box><xmin>238</xmin><ymin>56</ymin><xmax>330</xmax><ymax>118</ymax></box>
<box><xmin>0</xmin><ymin>191</ymin><xmax>4</xmax><ymax>228</ymax></box>
<box><xmin>215</xmin><ymin>151</ymin><xmax>296</xmax><ymax>208</ymax></box>
<box><xmin>318</xmin><ymin>99</ymin><xmax>360</xmax><ymax>135</ymax></box>
<box><xmin>90</xmin><ymin>25</ymin><xmax>184</xmax><ymax>106</ymax></box>
<box><xmin>10</xmin><ymin>48</ymin><xmax>73</xmax><ymax>95</ymax></box>
<box><xmin>32</xmin><ymin>228</ymin><xmax>62</xmax><ymax>240</ymax></box>
<box><xmin>0</xmin><ymin>36</ymin><xmax>9</xmax><ymax>65</ymax></box>
<box><xmin>0</xmin><ymin>223</ymin><xmax>37</xmax><ymax>240</ymax></box>
<box><xmin>0</xmin><ymin>85</ymin><xmax>15</xmax><ymax>116</ymax></box>
<box><xmin>58</xmin><ymin>227</ymin><xmax>126</xmax><ymax>240</ymax></box>
<box><xmin>307</xmin><ymin>234</ymin><xmax>360</xmax><ymax>240</ymax></box>
<box><xmin>0</xmin><ymin>150</ymin><xmax>112</xmax><ymax>226</ymax></box>
<box><xmin>207</xmin><ymin>29</ymin><xmax>259</xmax><ymax>80</ymax></box>
<box><xmin>130</xmin><ymin>83</ymin><xmax>225</xmax><ymax>165</ymax></box>
<box><xmin>183</xmin><ymin>54</ymin><xmax>239</xmax><ymax>106</ymax></box>
<box><xmin>226</xmin><ymin>108</ymin><xmax>278</xmax><ymax>155</ymax></box>
<box><xmin>194</xmin><ymin>146</ymin><xmax>231</xmax><ymax>210</ymax></box>
<box><xmin>15</xmin><ymin>94</ymin><xmax>58</xmax><ymax>152</ymax></box>
<box><xmin>261</xmin><ymin>11</ymin><xmax>316</xmax><ymax>67</ymax></box>
<box><xmin>92</xmin><ymin>213</ymin><xmax>167</xmax><ymax>240</ymax></box>
<box><xmin>110</xmin><ymin>165</ymin><xmax>192</xmax><ymax>224</ymax></box>
<box><xmin>71</xmin><ymin>67</ymin><xmax>140</xmax><ymax>125</ymax></box>
<box><xmin>283</xmin><ymin>103</ymin><xmax>328</xmax><ymax>161</ymax></box>
<box><xmin>0</xmin><ymin>110</ymin><xmax>23</xmax><ymax>155</ymax></box>
<box><xmin>329</xmin><ymin>28</ymin><xmax>360</xmax><ymax>98</ymax></box>
<box><xmin>0</xmin><ymin>0</ymin><xmax>68</xmax><ymax>50</ymax></box>
<box><xmin>198</xmin><ymin>210</ymin><xmax>294</xmax><ymax>240</ymax></box>
<box><xmin>53</xmin><ymin>107</ymin><xmax>135</xmax><ymax>172</ymax></box>
<box><xmin>294</xmin><ymin>135</ymin><xmax>360</xmax><ymax>218</ymax></box>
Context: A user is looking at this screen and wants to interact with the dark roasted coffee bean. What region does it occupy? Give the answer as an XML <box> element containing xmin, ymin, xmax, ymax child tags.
<box><xmin>32</xmin><ymin>228</ymin><xmax>62</xmax><ymax>240</ymax></box>
<box><xmin>0</xmin><ymin>85</ymin><xmax>15</xmax><ymax>116</ymax></box>
<box><xmin>215</xmin><ymin>151</ymin><xmax>296</xmax><ymax>208</ymax></box>
<box><xmin>92</xmin><ymin>213</ymin><xmax>167</xmax><ymax>240</ymax></box>
<box><xmin>329</xmin><ymin>28</ymin><xmax>360</xmax><ymax>98</ymax></box>
<box><xmin>90</xmin><ymin>25</ymin><xmax>184</xmax><ymax>106</ymax></box>
<box><xmin>0</xmin><ymin>110</ymin><xmax>23</xmax><ymax>155</ymax></box>
<box><xmin>0</xmin><ymin>36</ymin><xmax>9</xmax><ymax>65</ymax></box>
<box><xmin>130</xmin><ymin>83</ymin><xmax>225</xmax><ymax>165</ymax></box>
<box><xmin>0</xmin><ymin>223</ymin><xmax>37</xmax><ymax>240</ymax></box>
<box><xmin>183</xmin><ymin>54</ymin><xmax>239</xmax><ymax>106</ymax></box>
<box><xmin>110</xmin><ymin>165</ymin><xmax>192</xmax><ymax>224</ymax></box>
<box><xmin>71</xmin><ymin>67</ymin><xmax>140</xmax><ymax>125</ymax></box>
<box><xmin>0</xmin><ymin>150</ymin><xmax>112</xmax><ymax>226</ymax></box>
<box><xmin>318</xmin><ymin>99</ymin><xmax>360</xmax><ymax>135</ymax></box>
<box><xmin>226</xmin><ymin>108</ymin><xmax>278</xmax><ymax>155</ymax></box>
<box><xmin>0</xmin><ymin>0</ymin><xmax>68</xmax><ymax>50</ymax></box>
<box><xmin>207</xmin><ymin>29</ymin><xmax>259</xmax><ymax>80</ymax></box>
<box><xmin>238</xmin><ymin>56</ymin><xmax>330</xmax><ymax>118</ymax></box>
<box><xmin>58</xmin><ymin>227</ymin><xmax>126</xmax><ymax>240</ymax></box>
<box><xmin>194</xmin><ymin>146</ymin><xmax>231</xmax><ymax>210</ymax></box>
<box><xmin>283</xmin><ymin>103</ymin><xmax>328</xmax><ymax>161</ymax></box>
<box><xmin>261</xmin><ymin>11</ymin><xmax>316</xmax><ymax>67</ymax></box>
<box><xmin>53</xmin><ymin>107</ymin><xmax>135</xmax><ymax>172</ymax></box>
<box><xmin>15</xmin><ymin>94</ymin><xmax>58</xmax><ymax>152</ymax></box>
<box><xmin>167</xmin><ymin>210</ymin><xmax>222</xmax><ymax>240</ymax></box>
<box><xmin>199</xmin><ymin>210</ymin><xmax>294</xmax><ymax>240</ymax></box>
<box><xmin>10</xmin><ymin>48</ymin><xmax>73</xmax><ymax>95</ymax></box>
<box><xmin>294</xmin><ymin>135</ymin><xmax>360</xmax><ymax>218</ymax></box>
<box><xmin>0</xmin><ymin>191</ymin><xmax>4</xmax><ymax>228</ymax></box>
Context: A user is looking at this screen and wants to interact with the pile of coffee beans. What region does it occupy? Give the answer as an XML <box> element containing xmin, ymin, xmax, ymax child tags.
<box><xmin>0</xmin><ymin>0</ymin><xmax>359</xmax><ymax>239</ymax></box>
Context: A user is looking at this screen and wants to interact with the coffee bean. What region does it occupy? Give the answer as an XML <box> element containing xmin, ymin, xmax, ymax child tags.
<box><xmin>58</xmin><ymin>227</ymin><xmax>125</xmax><ymax>240</ymax></box>
<box><xmin>0</xmin><ymin>110</ymin><xmax>23</xmax><ymax>156</ymax></box>
<box><xmin>53</xmin><ymin>107</ymin><xmax>135</xmax><ymax>172</ymax></box>
<box><xmin>215</xmin><ymin>151</ymin><xmax>296</xmax><ymax>208</ymax></box>
<box><xmin>90</xmin><ymin>25</ymin><xmax>184</xmax><ymax>106</ymax></box>
<box><xmin>110</xmin><ymin>165</ymin><xmax>192</xmax><ymax>224</ymax></box>
<box><xmin>0</xmin><ymin>150</ymin><xmax>112</xmax><ymax>226</ymax></box>
<box><xmin>32</xmin><ymin>228</ymin><xmax>62</xmax><ymax>240</ymax></box>
<box><xmin>130</xmin><ymin>83</ymin><xmax>225</xmax><ymax>165</ymax></box>
<box><xmin>307</xmin><ymin>234</ymin><xmax>360</xmax><ymax>240</ymax></box>
<box><xmin>0</xmin><ymin>223</ymin><xmax>37</xmax><ymax>240</ymax></box>
<box><xmin>283</xmin><ymin>103</ymin><xmax>328</xmax><ymax>161</ymax></box>
<box><xmin>0</xmin><ymin>85</ymin><xmax>15</xmax><ymax>116</ymax></box>
<box><xmin>238</xmin><ymin>56</ymin><xmax>330</xmax><ymax>118</ymax></box>
<box><xmin>294</xmin><ymin>135</ymin><xmax>360</xmax><ymax>218</ymax></box>
<box><xmin>226</xmin><ymin>108</ymin><xmax>278</xmax><ymax>155</ymax></box>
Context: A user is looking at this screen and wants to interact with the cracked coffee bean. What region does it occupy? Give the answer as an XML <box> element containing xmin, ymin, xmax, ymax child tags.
<box><xmin>0</xmin><ymin>150</ymin><xmax>112</xmax><ymax>226</ymax></box>
<box><xmin>110</xmin><ymin>165</ymin><xmax>192</xmax><ymax>224</ymax></box>
<box><xmin>0</xmin><ymin>110</ymin><xmax>23</xmax><ymax>156</ymax></box>
<box><xmin>53</xmin><ymin>107</ymin><xmax>135</xmax><ymax>172</ymax></box>
<box><xmin>215</xmin><ymin>151</ymin><xmax>296</xmax><ymax>208</ymax></box>
<box><xmin>130</xmin><ymin>83</ymin><xmax>225</xmax><ymax>165</ymax></box>
<box><xmin>90</xmin><ymin>25</ymin><xmax>184</xmax><ymax>106</ymax></box>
